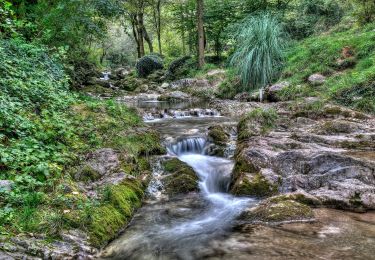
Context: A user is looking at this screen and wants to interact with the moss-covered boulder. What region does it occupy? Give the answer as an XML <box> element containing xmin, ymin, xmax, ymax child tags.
<box><xmin>231</xmin><ymin>172</ymin><xmax>278</xmax><ymax>198</ymax></box>
<box><xmin>136</xmin><ymin>54</ymin><xmax>163</xmax><ymax>78</ymax></box>
<box><xmin>240</xmin><ymin>197</ymin><xmax>314</xmax><ymax>223</ymax></box>
<box><xmin>208</xmin><ymin>125</ymin><xmax>230</xmax><ymax>146</ymax></box>
<box><xmin>162</xmin><ymin>158</ymin><xmax>199</xmax><ymax>196</ymax></box>
<box><xmin>88</xmin><ymin>178</ymin><xmax>144</xmax><ymax>248</ymax></box>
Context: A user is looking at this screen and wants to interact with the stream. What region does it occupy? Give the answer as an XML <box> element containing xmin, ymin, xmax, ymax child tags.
<box><xmin>100</xmin><ymin>99</ymin><xmax>375</xmax><ymax>260</ymax></box>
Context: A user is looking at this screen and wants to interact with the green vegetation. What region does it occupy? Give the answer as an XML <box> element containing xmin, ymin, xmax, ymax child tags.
<box><xmin>0</xmin><ymin>38</ymin><xmax>163</xmax><ymax>244</ymax></box>
<box><xmin>238</xmin><ymin>108</ymin><xmax>279</xmax><ymax>141</ymax></box>
<box><xmin>162</xmin><ymin>158</ymin><xmax>199</xmax><ymax>196</ymax></box>
<box><xmin>280</xmin><ymin>22</ymin><xmax>375</xmax><ymax>113</ymax></box>
<box><xmin>89</xmin><ymin>178</ymin><xmax>144</xmax><ymax>247</ymax></box>
<box><xmin>242</xmin><ymin>198</ymin><xmax>314</xmax><ymax>222</ymax></box>
<box><xmin>231</xmin><ymin>173</ymin><xmax>278</xmax><ymax>198</ymax></box>
<box><xmin>231</xmin><ymin>13</ymin><xmax>285</xmax><ymax>91</ymax></box>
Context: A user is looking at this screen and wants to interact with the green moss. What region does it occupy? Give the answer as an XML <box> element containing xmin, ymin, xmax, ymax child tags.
<box><xmin>78</xmin><ymin>165</ymin><xmax>101</xmax><ymax>182</ymax></box>
<box><xmin>208</xmin><ymin>126</ymin><xmax>229</xmax><ymax>145</ymax></box>
<box><xmin>245</xmin><ymin>199</ymin><xmax>314</xmax><ymax>222</ymax></box>
<box><xmin>231</xmin><ymin>173</ymin><xmax>278</xmax><ymax>198</ymax></box>
<box><xmin>163</xmin><ymin>174</ymin><xmax>199</xmax><ymax>196</ymax></box>
<box><xmin>162</xmin><ymin>158</ymin><xmax>199</xmax><ymax>196</ymax></box>
<box><xmin>88</xmin><ymin>178</ymin><xmax>144</xmax><ymax>248</ymax></box>
<box><xmin>231</xmin><ymin>153</ymin><xmax>258</xmax><ymax>185</ymax></box>
<box><xmin>238</xmin><ymin>108</ymin><xmax>278</xmax><ymax>141</ymax></box>
<box><xmin>88</xmin><ymin>204</ymin><xmax>125</xmax><ymax>248</ymax></box>
<box><xmin>269</xmin><ymin>193</ymin><xmax>322</xmax><ymax>206</ymax></box>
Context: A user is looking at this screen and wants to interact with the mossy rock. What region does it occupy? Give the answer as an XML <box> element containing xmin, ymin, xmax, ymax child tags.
<box><xmin>75</xmin><ymin>165</ymin><xmax>101</xmax><ymax>182</ymax></box>
<box><xmin>208</xmin><ymin>125</ymin><xmax>229</xmax><ymax>146</ymax></box>
<box><xmin>231</xmin><ymin>173</ymin><xmax>278</xmax><ymax>198</ymax></box>
<box><xmin>162</xmin><ymin>158</ymin><xmax>199</xmax><ymax>196</ymax></box>
<box><xmin>240</xmin><ymin>199</ymin><xmax>314</xmax><ymax>223</ymax></box>
<box><xmin>268</xmin><ymin>193</ymin><xmax>322</xmax><ymax>206</ymax></box>
<box><xmin>88</xmin><ymin>178</ymin><xmax>144</xmax><ymax>248</ymax></box>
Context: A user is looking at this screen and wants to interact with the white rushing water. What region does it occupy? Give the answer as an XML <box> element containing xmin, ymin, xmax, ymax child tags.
<box><xmin>100</xmin><ymin>99</ymin><xmax>254</xmax><ymax>260</ymax></box>
<box><xmin>101</xmin><ymin>136</ymin><xmax>255</xmax><ymax>260</ymax></box>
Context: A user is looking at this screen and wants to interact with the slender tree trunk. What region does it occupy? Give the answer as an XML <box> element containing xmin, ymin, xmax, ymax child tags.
<box><xmin>143</xmin><ymin>26</ymin><xmax>154</xmax><ymax>53</ymax></box>
<box><xmin>136</xmin><ymin>12</ymin><xmax>145</xmax><ymax>57</ymax></box>
<box><xmin>131</xmin><ymin>17</ymin><xmax>141</xmax><ymax>58</ymax></box>
<box><xmin>197</xmin><ymin>0</ymin><xmax>205</xmax><ymax>68</ymax></box>
<box><xmin>155</xmin><ymin>0</ymin><xmax>162</xmax><ymax>55</ymax></box>
<box><xmin>179</xmin><ymin>3</ymin><xmax>186</xmax><ymax>55</ymax></box>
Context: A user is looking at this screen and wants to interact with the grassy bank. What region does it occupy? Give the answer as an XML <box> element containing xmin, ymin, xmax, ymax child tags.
<box><xmin>279</xmin><ymin>22</ymin><xmax>375</xmax><ymax>113</ymax></box>
<box><xmin>0</xmin><ymin>39</ymin><xmax>164</xmax><ymax>247</ymax></box>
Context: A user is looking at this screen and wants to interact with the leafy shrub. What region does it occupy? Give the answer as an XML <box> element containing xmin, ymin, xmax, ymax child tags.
<box><xmin>230</xmin><ymin>13</ymin><xmax>286</xmax><ymax>92</ymax></box>
<box><xmin>284</xmin><ymin>0</ymin><xmax>344</xmax><ymax>39</ymax></box>
<box><xmin>135</xmin><ymin>54</ymin><xmax>164</xmax><ymax>78</ymax></box>
<box><xmin>165</xmin><ymin>55</ymin><xmax>192</xmax><ymax>80</ymax></box>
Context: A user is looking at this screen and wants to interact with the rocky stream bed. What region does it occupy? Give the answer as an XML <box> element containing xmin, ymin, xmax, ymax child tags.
<box><xmin>2</xmin><ymin>71</ymin><xmax>375</xmax><ymax>259</ymax></box>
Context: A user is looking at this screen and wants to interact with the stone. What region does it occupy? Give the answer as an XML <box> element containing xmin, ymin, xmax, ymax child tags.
<box><xmin>0</xmin><ymin>180</ymin><xmax>14</xmax><ymax>192</ymax></box>
<box><xmin>266</xmin><ymin>81</ymin><xmax>290</xmax><ymax>102</ymax></box>
<box><xmin>114</xmin><ymin>67</ymin><xmax>131</xmax><ymax>79</ymax></box>
<box><xmin>207</xmin><ymin>125</ymin><xmax>230</xmax><ymax>146</ymax></box>
<box><xmin>161</xmin><ymin>158</ymin><xmax>199</xmax><ymax>196</ymax></box>
<box><xmin>161</xmin><ymin>83</ymin><xmax>170</xmax><ymax>89</ymax></box>
<box><xmin>308</xmin><ymin>74</ymin><xmax>326</xmax><ymax>86</ymax></box>
<box><xmin>234</xmin><ymin>92</ymin><xmax>251</xmax><ymax>102</ymax></box>
<box><xmin>169</xmin><ymin>78</ymin><xmax>209</xmax><ymax>90</ymax></box>
<box><xmin>75</xmin><ymin>148</ymin><xmax>120</xmax><ymax>182</ymax></box>
<box><xmin>239</xmin><ymin>197</ymin><xmax>314</xmax><ymax>223</ymax></box>
<box><xmin>158</xmin><ymin>91</ymin><xmax>191</xmax><ymax>102</ymax></box>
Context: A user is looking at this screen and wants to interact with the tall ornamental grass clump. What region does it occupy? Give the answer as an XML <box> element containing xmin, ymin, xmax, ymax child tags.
<box><xmin>230</xmin><ymin>13</ymin><xmax>286</xmax><ymax>92</ymax></box>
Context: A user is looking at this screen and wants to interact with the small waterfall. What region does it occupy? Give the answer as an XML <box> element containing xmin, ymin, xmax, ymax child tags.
<box><xmin>167</xmin><ymin>137</ymin><xmax>208</xmax><ymax>155</ymax></box>
<box><xmin>259</xmin><ymin>87</ymin><xmax>264</xmax><ymax>102</ymax></box>
<box><xmin>100</xmin><ymin>71</ymin><xmax>111</xmax><ymax>81</ymax></box>
<box><xmin>143</xmin><ymin>108</ymin><xmax>221</xmax><ymax>122</ymax></box>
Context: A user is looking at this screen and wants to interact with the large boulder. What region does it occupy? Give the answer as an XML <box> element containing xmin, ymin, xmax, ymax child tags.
<box><xmin>207</xmin><ymin>125</ymin><xmax>230</xmax><ymax>146</ymax></box>
<box><xmin>75</xmin><ymin>148</ymin><xmax>120</xmax><ymax>182</ymax></box>
<box><xmin>136</xmin><ymin>54</ymin><xmax>163</xmax><ymax>78</ymax></box>
<box><xmin>265</xmin><ymin>81</ymin><xmax>290</xmax><ymax>102</ymax></box>
<box><xmin>239</xmin><ymin>197</ymin><xmax>314</xmax><ymax>223</ymax></box>
<box><xmin>231</xmin><ymin>105</ymin><xmax>375</xmax><ymax>211</ymax></box>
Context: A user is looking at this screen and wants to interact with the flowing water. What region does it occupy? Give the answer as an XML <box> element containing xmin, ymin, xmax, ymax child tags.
<box><xmin>100</xmin><ymin>99</ymin><xmax>375</xmax><ymax>260</ymax></box>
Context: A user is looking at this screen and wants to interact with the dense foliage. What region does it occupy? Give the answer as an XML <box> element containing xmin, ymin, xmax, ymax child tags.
<box><xmin>0</xmin><ymin>39</ymin><xmax>162</xmax><ymax>238</ymax></box>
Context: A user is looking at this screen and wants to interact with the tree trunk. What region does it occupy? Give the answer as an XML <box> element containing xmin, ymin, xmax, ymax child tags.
<box><xmin>143</xmin><ymin>26</ymin><xmax>154</xmax><ymax>53</ymax></box>
<box><xmin>155</xmin><ymin>0</ymin><xmax>162</xmax><ymax>55</ymax></box>
<box><xmin>137</xmin><ymin>12</ymin><xmax>145</xmax><ymax>57</ymax></box>
<box><xmin>197</xmin><ymin>0</ymin><xmax>205</xmax><ymax>68</ymax></box>
<box><xmin>131</xmin><ymin>17</ymin><xmax>141</xmax><ymax>58</ymax></box>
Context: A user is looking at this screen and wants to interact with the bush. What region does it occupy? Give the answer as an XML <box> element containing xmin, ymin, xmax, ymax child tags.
<box><xmin>284</xmin><ymin>0</ymin><xmax>344</xmax><ymax>39</ymax></box>
<box><xmin>135</xmin><ymin>54</ymin><xmax>164</xmax><ymax>78</ymax></box>
<box><xmin>165</xmin><ymin>55</ymin><xmax>192</xmax><ymax>80</ymax></box>
<box><xmin>230</xmin><ymin>13</ymin><xmax>286</xmax><ymax>92</ymax></box>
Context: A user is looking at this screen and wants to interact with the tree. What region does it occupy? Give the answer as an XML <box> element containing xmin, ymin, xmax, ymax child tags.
<box><xmin>354</xmin><ymin>0</ymin><xmax>375</xmax><ymax>23</ymax></box>
<box><xmin>124</xmin><ymin>0</ymin><xmax>154</xmax><ymax>58</ymax></box>
<box><xmin>151</xmin><ymin>0</ymin><xmax>163</xmax><ymax>54</ymax></box>
<box><xmin>197</xmin><ymin>0</ymin><xmax>205</xmax><ymax>68</ymax></box>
